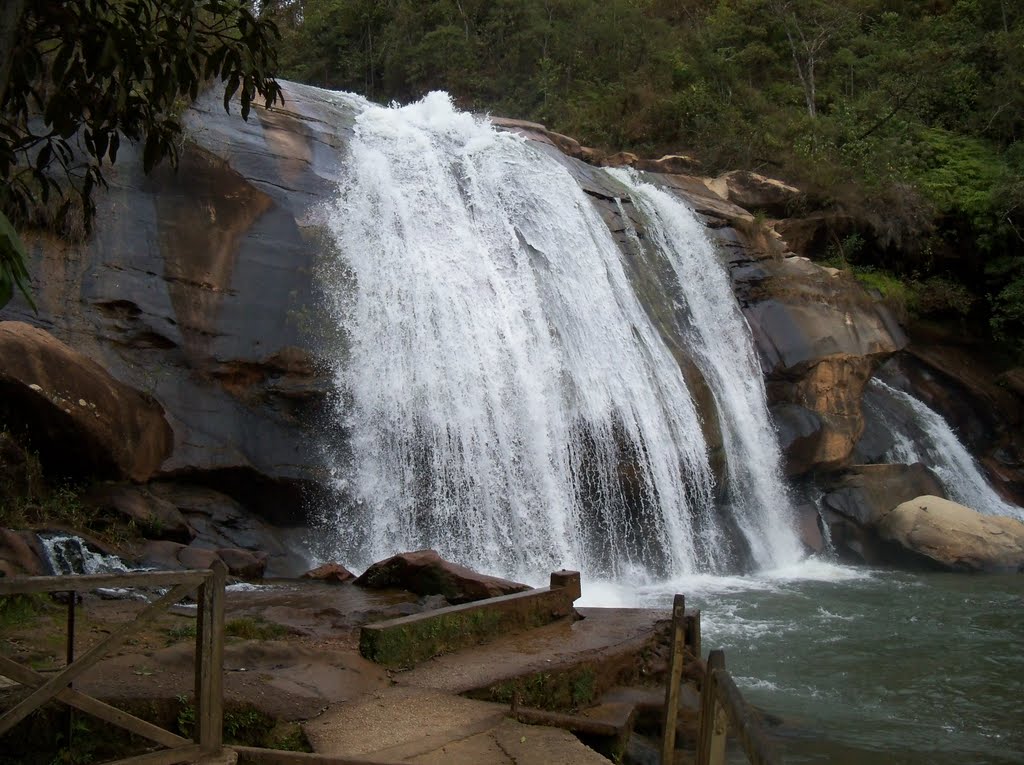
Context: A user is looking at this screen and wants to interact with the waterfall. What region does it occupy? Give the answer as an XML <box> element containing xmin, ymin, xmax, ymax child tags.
<box><xmin>609</xmin><ymin>171</ymin><xmax>803</xmax><ymax>568</ymax></box>
<box><xmin>319</xmin><ymin>92</ymin><xmax>801</xmax><ymax>582</ymax></box>
<box><xmin>869</xmin><ymin>379</ymin><xmax>1024</xmax><ymax>521</ymax></box>
<box><xmin>38</xmin><ymin>534</ymin><xmax>132</xmax><ymax>576</ymax></box>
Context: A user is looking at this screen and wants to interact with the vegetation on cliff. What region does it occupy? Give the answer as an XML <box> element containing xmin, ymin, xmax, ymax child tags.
<box><xmin>261</xmin><ymin>0</ymin><xmax>1024</xmax><ymax>358</ymax></box>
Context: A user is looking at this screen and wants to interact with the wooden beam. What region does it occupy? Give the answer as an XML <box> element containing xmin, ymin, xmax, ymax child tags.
<box><xmin>660</xmin><ymin>594</ymin><xmax>686</xmax><ymax>764</ymax></box>
<box><xmin>0</xmin><ymin>656</ymin><xmax>188</xmax><ymax>749</ymax></box>
<box><xmin>102</xmin><ymin>745</ymin><xmax>203</xmax><ymax>765</ymax></box>
<box><xmin>511</xmin><ymin>705</ymin><xmax>629</xmax><ymax>738</ymax></box>
<box><xmin>0</xmin><ymin>570</ymin><xmax>209</xmax><ymax>595</ymax></box>
<box><xmin>715</xmin><ymin>668</ymin><xmax>781</xmax><ymax>765</ymax></box>
<box><xmin>0</xmin><ymin>581</ymin><xmax>196</xmax><ymax>736</ymax></box>
<box><xmin>696</xmin><ymin>650</ymin><xmax>728</xmax><ymax>765</ymax></box>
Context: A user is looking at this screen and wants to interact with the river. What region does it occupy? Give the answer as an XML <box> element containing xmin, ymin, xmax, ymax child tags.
<box><xmin>584</xmin><ymin>561</ymin><xmax>1024</xmax><ymax>764</ymax></box>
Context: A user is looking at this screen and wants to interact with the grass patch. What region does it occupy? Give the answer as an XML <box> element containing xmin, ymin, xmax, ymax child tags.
<box><xmin>224</xmin><ymin>617</ymin><xmax>288</xmax><ymax>640</ymax></box>
<box><xmin>164</xmin><ymin>622</ymin><xmax>198</xmax><ymax>644</ymax></box>
<box><xmin>0</xmin><ymin>594</ymin><xmax>51</xmax><ymax>629</ymax></box>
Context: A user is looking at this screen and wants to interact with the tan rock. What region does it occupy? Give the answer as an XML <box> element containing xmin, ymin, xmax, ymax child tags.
<box><xmin>738</xmin><ymin>257</ymin><xmax>907</xmax><ymax>473</ymax></box>
<box><xmin>600</xmin><ymin>151</ymin><xmax>639</xmax><ymax>168</ymax></box>
<box><xmin>0</xmin><ymin>529</ymin><xmax>45</xmax><ymax>577</ymax></box>
<box><xmin>87</xmin><ymin>484</ymin><xmax>193</xmax><ymax>543</ymax></box>
<box><xmin>634</xmin><ymin>154</ymin><xmax>702</xmax><ymax>174</ymax></box>
<box><xmin>0</xmin><ymin>321</ymin><xmax>172</xmax><ymax>481</ymax></box>
<box><xmin>878</xmin><ymin>496</ymin><xmax>1024</xmax><ymax>572</ymax></box>
<box><xmin>710</xmin><ymin>170</ymin><xmax>802</xmax><ymax>217</ymax></box>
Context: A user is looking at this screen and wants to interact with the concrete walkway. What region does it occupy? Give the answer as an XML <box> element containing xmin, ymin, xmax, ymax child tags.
<box><xmin>303</xmin><ymin>687</ymin><xmax>610</xmax><ymax>764</ymax></box>
<box><xmin>303</xmin><ymin>608</ymin><xmax>670</xmax><ymax>763</ymax></box>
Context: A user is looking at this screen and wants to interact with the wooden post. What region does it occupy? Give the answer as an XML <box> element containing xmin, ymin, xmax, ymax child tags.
<box><xmin>660</xmin><ymin>594</ymin><xmax>686</xmax><ymax>765</ymax></box>
<box><xmin>686</xmin><ymin>609</ymin><xmax>702</xmax><ymax>661</ymax></box>
<box><xmin>697</xmin><ymin>650</ymin><xmax>728</xmax><ymax>765</ymax></box>
<box><xmin>195</xmin><ymin>561</ymin><xmax>227</xmax><ymax>755</ymax></box>
<box><xmin>65</xmin><ymin>591</ymin><xmax>76</xmax><ymax>747</ymax></box>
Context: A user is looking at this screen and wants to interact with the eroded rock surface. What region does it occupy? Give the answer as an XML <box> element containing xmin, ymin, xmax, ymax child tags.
<box><xmin>0</xmin><ymin>321</ymin><xmax>172</xmax><ymax>481</ymax></box>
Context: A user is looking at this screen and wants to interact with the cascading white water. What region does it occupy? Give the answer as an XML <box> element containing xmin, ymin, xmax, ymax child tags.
<box><xmin>320</xmin><ymin>91</ymin><xmax>800</xmax><ymax>582</ymax></box>
<box><xmin>870</xmin><ymin>379</ymin><xmax>1024</xmax><ymax>521</ymax></box>
<box><xmin>609</xmin><ymin>171</ymin><xmax>803</xmax><ymax>568</ymax></box>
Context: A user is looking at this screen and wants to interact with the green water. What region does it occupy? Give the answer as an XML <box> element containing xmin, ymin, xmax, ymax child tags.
<box><xmin>585</xmin><ymin>561</ymin><xmax>1024</xmax><ymax>764</ymax></box>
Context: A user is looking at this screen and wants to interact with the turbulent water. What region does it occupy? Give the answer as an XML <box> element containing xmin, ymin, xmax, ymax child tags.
<box><xmin>868</xmin><ymin>379</ymin><xmax>1024</xmax><ymax>521</ymax></box>
<box><xmin>583</xmin><ymin>563</ymin><xmax>1024</xmax><ymax>765</ymax></box>
<box><xmin>319</xmin><ymin>92</ymin><xmax>801</xmax><ymax>582</ymax></box>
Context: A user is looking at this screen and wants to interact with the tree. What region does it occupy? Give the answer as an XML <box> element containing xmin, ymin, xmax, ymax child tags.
<box><xmin>0</xmin><ymin>0</ymin><xmax>283</xmax><ymax>309</ymax></box>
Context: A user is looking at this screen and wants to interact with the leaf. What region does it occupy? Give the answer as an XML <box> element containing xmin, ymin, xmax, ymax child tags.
<box><xmin>0</xmin><ymin>210</ymin><xmax>36</xmax><ymax>312</ymax></box>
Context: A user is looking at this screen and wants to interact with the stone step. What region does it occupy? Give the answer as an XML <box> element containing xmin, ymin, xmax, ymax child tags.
<box><xmin>396</xmin><ymin>607</ymin><xmax>671</xmax><ymax>709</ymax></box>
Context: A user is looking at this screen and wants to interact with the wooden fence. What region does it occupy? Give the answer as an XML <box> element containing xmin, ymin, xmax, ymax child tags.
<box><xmin>0</xmin><ymin>563</ymin><xmax>227</xmax><ymax>765</ymax></box>
<box><xmin>661</xmin><ymin>593</ymin><xmax>782</xmax><ymax>765</ymax></box>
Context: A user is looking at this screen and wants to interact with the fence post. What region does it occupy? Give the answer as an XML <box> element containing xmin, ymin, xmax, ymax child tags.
<box><xmin>195</xmin><ymin>560</ymin><xmax>227</xmax><ymax>755</ymax></box>
<box><xmin>697</xmin><ymin>650</ymin><xmax>728</xmax><ymax>765</ymax></box>
<box><xmin>660</xmin><ymin>594</ymin><xmax>686</xmax><ymax>764</ymax></box>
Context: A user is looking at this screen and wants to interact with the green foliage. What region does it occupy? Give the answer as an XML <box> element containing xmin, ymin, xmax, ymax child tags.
<box><xmin>164</xmin><ymin>622</ymin><xmax>198</xmax><ymax>644</ymax></box>
<box><xmin>0</xmin><ymin>0</ymin><xmax>283</xmax><ymax>309</ymax></box>
<box><xmin>0</xmin><ymin>593</ymin><xmax>49</xmax><ymax>628</ymax></box>
<box><xmin>224</xmin><ymin>616</ymin><xmax>289</xmax><ymax>640</ymax></box>
<box><xmin>175</xmin><ymin>695</ymin><xmax>278</xmax><ymax>746</ymax></box>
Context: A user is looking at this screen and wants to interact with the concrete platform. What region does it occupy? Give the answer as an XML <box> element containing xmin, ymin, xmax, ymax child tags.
<box><xmin>397</xmin><ymin>607</ymin><xmax>669</xmax><ymax>697</ymax></box>
<box><xmin>303</xmin><ymin>686</ymin><xmax>610</xmax><ymax>764</ymax></box>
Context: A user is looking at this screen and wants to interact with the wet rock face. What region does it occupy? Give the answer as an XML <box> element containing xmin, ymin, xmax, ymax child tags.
<box><xmin>818</xmin><ymin>463</ymin><xmax>946</xmax><ymax>565</ymax></box>
<box><xmin>890</xmin><ymin>349</ymin><xmax>1024</xmax><ymax>506</ymax></box>
<box><xmin>731</xmin><ymin>257</ymin><xmax>906</xmax><ymax>474</ymax></box>
<box><xmin>0</xmin><ymin>321</ymin><xmax>172</xmax><ymax>482</ymax></box>
<box><xmin>0</xmin><ymin>82</ymin><xmax>355</xmax><ymax>519</ymax></box>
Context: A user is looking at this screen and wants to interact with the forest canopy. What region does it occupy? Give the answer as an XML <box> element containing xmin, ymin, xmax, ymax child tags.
<box><xmin>261</xmin><ymin>0</ymin><xmax>1024</xmax><ymax>356</ymax></box>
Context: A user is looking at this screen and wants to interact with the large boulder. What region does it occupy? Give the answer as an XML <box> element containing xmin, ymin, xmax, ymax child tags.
<box><xmin>353</xmin><ymin>550</ymin><xmax>531</xmax><ymax>604</ymax></box>
<box><xmin>818</xmin><ymin>463</ymin><xmax>946</xmax><ymax>564</ymax></box>
<box><xmin>302</xmin><ymin>562</ymin><xmax>356</xmax><ymax>583</ymax></box>
<box><xmin>139</xmin><ymin>540</ymin><xmax>268</xmax><ymax>579</ymax></box>
<box><xmin>706</xmin><ymin>171</ymin><xmax>802</xmax><ymax>218</ymax></box>
<box><xmin>0</xmin><ymin>321</ymin><xmax>172</xmax><ymax>481</ymax></box>
<box><xmin>877</xmin><ymin>496</ymin><xmax>1024</xmax><ymax>573</ymax></box>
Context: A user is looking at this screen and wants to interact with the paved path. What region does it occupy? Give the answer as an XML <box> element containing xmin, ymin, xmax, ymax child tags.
<box><xmin>304</xmin><ymin>607</ymin><xmax>670</xmax><ymax>763</ymax></box>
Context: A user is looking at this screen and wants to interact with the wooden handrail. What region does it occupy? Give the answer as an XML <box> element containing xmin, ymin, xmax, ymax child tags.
<box><xmin>659</xmin><ymin>593</ymin><xmax>781</xmax><ymax>765</ymax></box>
<box><xmin>696</xmin><ymin>649</ymin><xmax>781</xmax><ymax>765</ymax></box>
<box><xmin>0</xmin><ymin>564</ymin><xmax>227</xmax><ymax>765</ymax></box>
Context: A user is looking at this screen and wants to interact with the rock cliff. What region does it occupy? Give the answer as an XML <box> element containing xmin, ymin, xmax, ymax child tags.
<box><xmin>1</xmin><ymin>80</ymin><xmax>1017</xmax><ymax>574</ymax></box>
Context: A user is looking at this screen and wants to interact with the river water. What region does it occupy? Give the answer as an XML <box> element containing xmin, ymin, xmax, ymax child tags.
<box><xmin>584</xmin><ymin>561</ymin><xmax>1024</xmax><ymax>764</ymax></box>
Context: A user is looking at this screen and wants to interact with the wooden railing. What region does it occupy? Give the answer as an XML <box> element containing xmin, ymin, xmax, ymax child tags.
<box><xmin>661</xmin><ymin>594</ymin><xmax>782</xmax><ymax>765</ymax></box>
<box><xmin>0</xmin><ymin>563</ymin><xmax>228</xmax><ymax>765</ymax></box>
